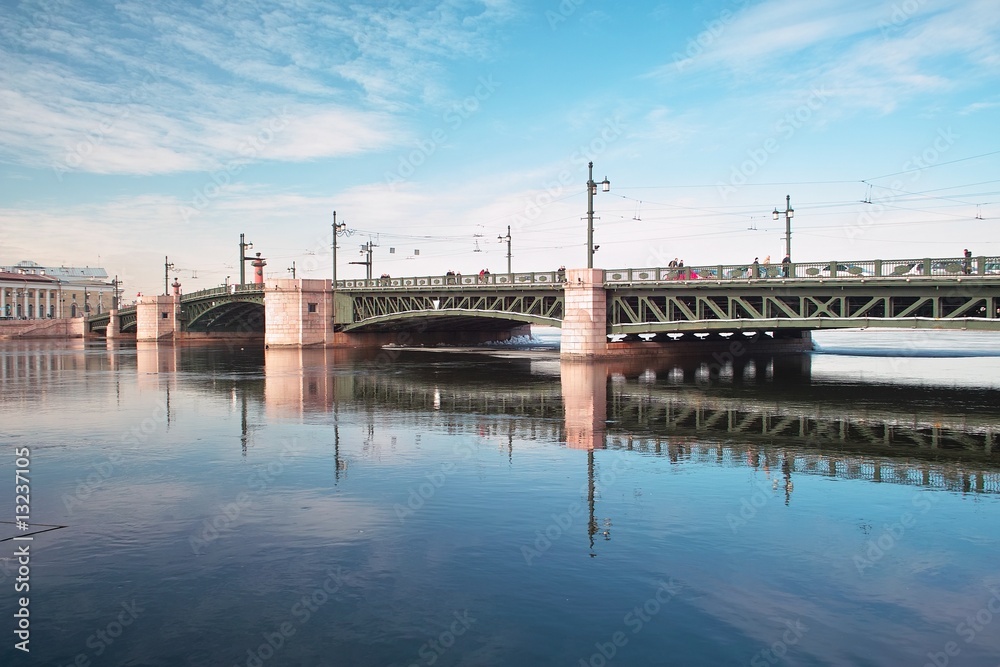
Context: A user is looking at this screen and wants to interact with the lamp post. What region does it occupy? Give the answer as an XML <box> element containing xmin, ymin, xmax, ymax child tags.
<box><xmin>586</xmin><ymin>161</ymin><xmax>610</xmax><ymax>269</ymax></box>
<box><xmin>332</xmin><ymin>211</ymin><xmax>353</xmax><ymax>285</ymax></box>
<box><xmin>239</xmin><ymin>233</ymin><xmax>253</xmax><ymax>285</ymax></box>
<box><xmin>350</xmin><ymin>240</ymin><xmax>376</xmax><ymax>280</ymax></box>
<box><xmin>164</xmin><ymin>256</ymin><xmax>175</xmax><ymax>295</ymax></box>
<box><xmin>497</xmin><ymin>225</ymin><xmax>512</xmax><ymax>274</ymax></box>
<box><xmin>772</xmin><ymin>194</ymin><xmax>794</xmax><ymax>262</ymax></box>
<box><xmin>111</xmin><ymin>275</ymin><xmax>121</xmax><ymax>310</ymax></box>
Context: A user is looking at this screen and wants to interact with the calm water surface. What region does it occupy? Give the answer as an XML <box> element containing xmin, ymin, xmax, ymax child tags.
<box><xmin>2</xmin><ymin>331</ymin><xmax>1000</xmax><ymax>666</ymax></box>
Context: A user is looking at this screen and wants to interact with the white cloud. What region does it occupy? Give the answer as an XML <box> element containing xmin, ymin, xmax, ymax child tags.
<box><xmin>0</xmin><ymin>0</ymin><xmax>516</xmax><ymax>175</ymax></box>
<box><xmin>652</xmin><ymin>0</ymin><xmax>1000</xmax><ymax>116</ymax></box>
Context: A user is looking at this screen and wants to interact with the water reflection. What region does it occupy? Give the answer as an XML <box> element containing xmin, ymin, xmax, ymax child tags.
<box><xmin>3</xmin><ymin>342</ymin><xmax>1000</xmax><ymax>666</ymax></box>
<box><xmin>249</xmin><ymin>347</ymin><xmax>1000</xmax><ymax>495</ymax></box>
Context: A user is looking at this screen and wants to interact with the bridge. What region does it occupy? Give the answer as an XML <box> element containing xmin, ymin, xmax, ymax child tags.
<box><xmin>87</xmin><ymin>254</ymin><xmax>1000</xmax><ymax>356</ymax></box>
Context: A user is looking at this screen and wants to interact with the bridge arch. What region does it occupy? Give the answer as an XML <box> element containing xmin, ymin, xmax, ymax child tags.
<box><xmin>185</xmin><ymin>299</ymin><xmax>265</xmax><ymax>332</ymax></box>
<box><xmin>342</xmin><ymin>308</ymin><xmax>561</xmax><ymax>333</ymax></box>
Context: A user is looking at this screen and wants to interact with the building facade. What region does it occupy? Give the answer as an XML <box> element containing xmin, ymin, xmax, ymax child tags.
<box><xmin>0</xmin><ymin>260</ymin><xmax>117</xmax><ymax>319</ymax></box>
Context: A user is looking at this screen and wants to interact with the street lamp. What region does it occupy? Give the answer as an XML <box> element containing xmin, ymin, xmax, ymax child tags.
<box><xmin>772</xmin><ymin>194</ymin><xmax>794</xmax><ymax>263</ymax></box>
<box><xmin>331</xmin><ymin>210</ymin><xmax>353</xmax><ymax>285</ymax></box>
<box><xmin>497</xmin><ymin>225</ymin><xmax>512</xmax><ymax>274</ymax></box>
<box><xmin>586</xmin><ymin>161</ymin><xmax>610</xmax><ymax>269</ymax></box>
<box><xmin>111</xmin><ymin>275</ymin><xmax>121</xmax><ymax>310</ymax></box>
<box><xmin>239</xmin><ymin>233</ymin><xmax>254</xmax><ymax>285</ymax></box>
<box><xmin>350</xmin><ymin>240</ymin><xmax>377</xmax><ymax>280</ymax></box>
<box><xmin>164</xmin><ymin>256</ymin><xmax>175</xmax><ymax>295</ymax></box>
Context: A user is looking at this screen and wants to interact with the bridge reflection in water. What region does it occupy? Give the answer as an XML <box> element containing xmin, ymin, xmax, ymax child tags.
<box><xmin>251</xmin><ymin>347</ymin><xmax>1000</xmax><ymax>499</ymax></box>
<box><xmin>3</xmin><ymin>342</ymin><xmax>995</xmax><ymax>499</ymax></box>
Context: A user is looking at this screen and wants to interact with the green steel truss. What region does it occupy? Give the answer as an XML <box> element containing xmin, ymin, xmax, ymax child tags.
<box><xmin>86</xmin><ymin>285</ymin><xmax>265</xmax><ymax>334</ymax></box>
<box><xmin>344</xmin><ymin>291</ymin><xmax>564</xmax><ymax>331</ymax></box>
<box><xmin>608</xmin><ymin>279</ymin><xmax>1000</xmax><ymax>333</ymax></box>
<box><xmin>181</xmin><ymin>288</ymin><xmax>264</xmax><ymax>331</ymax></box>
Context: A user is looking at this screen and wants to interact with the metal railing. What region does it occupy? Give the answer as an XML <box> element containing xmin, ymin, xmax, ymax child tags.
<box><xmin>336</xmin><ymin>271</ymin><xmax>565</xmax><ymax>289</ymax></box>
<box><xmin>183</xmin><ymin>283</ymin><xmax>265</xmax><ymax>300</ymax></box>
<box><xmin>605</xmin><ymin>255</ymin><xmax>1000</xmax><ymax>284</ymax></box>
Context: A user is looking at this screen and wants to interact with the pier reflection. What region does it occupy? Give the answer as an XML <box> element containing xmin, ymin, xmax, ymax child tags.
<box><xmin>256</xmin><ymin>349</ymin><xmax>1000</xmax><ymax>497</ymax></box>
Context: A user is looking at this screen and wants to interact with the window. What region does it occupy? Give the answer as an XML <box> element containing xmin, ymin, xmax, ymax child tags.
<box><xmin>308</xmin><ymin>303</ymin><xmax>318</xmax><ymax>313</ymax></box>
<box><xmin>161</xmin><ymin>312</ymin><xmax>168</xmax><ymax>319</ymax></box>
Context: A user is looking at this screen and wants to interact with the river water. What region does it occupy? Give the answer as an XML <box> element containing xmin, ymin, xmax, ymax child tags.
<box><xmin>1</xmin><ymin>330</ymin><xmax>1000</xmax><ymax>666</ymax></box>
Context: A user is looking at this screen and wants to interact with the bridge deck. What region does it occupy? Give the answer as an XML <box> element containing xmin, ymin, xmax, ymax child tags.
<box><xmin>86</xmin><ymin>255</ymin><xmax>1000</xmax><ymax>337</ymax></box>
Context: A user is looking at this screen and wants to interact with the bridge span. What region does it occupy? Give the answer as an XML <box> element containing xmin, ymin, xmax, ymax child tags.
<box><xmin>87</xmin><ymin>254</ymin><xmax>1000</xmax><ymax>356</ymax></box>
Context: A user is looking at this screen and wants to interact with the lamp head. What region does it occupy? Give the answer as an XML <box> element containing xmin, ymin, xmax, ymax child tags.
<box><xmin>772</xmin><ymin>208</ymin><xmax>779</xmax><ymax>220</ymax></box>
<box><xmin>601</xmin><ymin>177</ymin><xmax>610</xmax><ymax>192</ymax></box>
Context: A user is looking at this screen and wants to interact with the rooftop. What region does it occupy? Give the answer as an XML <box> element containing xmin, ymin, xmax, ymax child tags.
<box><xmin>1</xmin><ymin>260</ymin><xmax>110</xmax><ymax>281</ymax></box>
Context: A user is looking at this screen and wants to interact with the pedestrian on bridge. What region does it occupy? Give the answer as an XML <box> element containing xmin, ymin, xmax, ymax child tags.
<box><xmin>752</xmin><ymin>257</ymin><xmax>760</xmax><ymax>279</ymax></box>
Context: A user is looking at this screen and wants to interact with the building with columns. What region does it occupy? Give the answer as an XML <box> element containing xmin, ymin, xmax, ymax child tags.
<box><xmin>0</xmin><ymin>260</ymin><xmax>116</xmax><ymax>319</ymax></box>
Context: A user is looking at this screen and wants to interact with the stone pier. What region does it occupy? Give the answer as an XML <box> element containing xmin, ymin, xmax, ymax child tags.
<box><xmin>136</xmin><ymin>296</ymin><xmax>177</xmax><ymax>342</ymax></box>
<box><xmin>106</xmin><ymin>309</ymin><xmax>120</xmax><ymax>338</ymax></box>
<box><xmin>561</xmin><ymin>268</ymin><xmax>608</xmax><ymax>358</ymax></box>
<box><xmin>264</xmin><ymin>278</ymin><xmax>332</xmax><ymax>348</ymax></box>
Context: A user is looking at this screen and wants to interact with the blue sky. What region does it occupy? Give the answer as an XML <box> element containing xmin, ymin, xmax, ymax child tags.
<box><xmin>1</xmin><ymin>0</ymin><xmax>998</xmax><ymax>294</ymax></box>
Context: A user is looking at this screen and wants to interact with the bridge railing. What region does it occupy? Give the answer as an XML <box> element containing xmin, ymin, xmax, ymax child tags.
<box><xmin>183</xmin><ymin>284</ymin><xmax>265</xmax><ymax>300</ymax></box>
<box><xmin>336</xmin><ymin>271</ymin><xmax>565</xmax><ymax>289</ymax></box>
<box><xmin>605</xmin><ymin>255</ymin><xmax>1000</xmax><ymax>283</ymax></box>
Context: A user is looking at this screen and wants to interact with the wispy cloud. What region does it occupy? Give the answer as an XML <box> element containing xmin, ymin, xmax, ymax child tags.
<box><xmin>0</xmin><ymin>0</ymin><xmax>516</xmax><ymax>175</ymax></box>
<box><xmin>651</xmin><ymin>0</ymin><xmax>1000</xmax><ymax>115</ymax></box>
<box><xmin>960</xmin><ymin>100</ymin><xmax>1000</xmax><ymax>115</ymax></box>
